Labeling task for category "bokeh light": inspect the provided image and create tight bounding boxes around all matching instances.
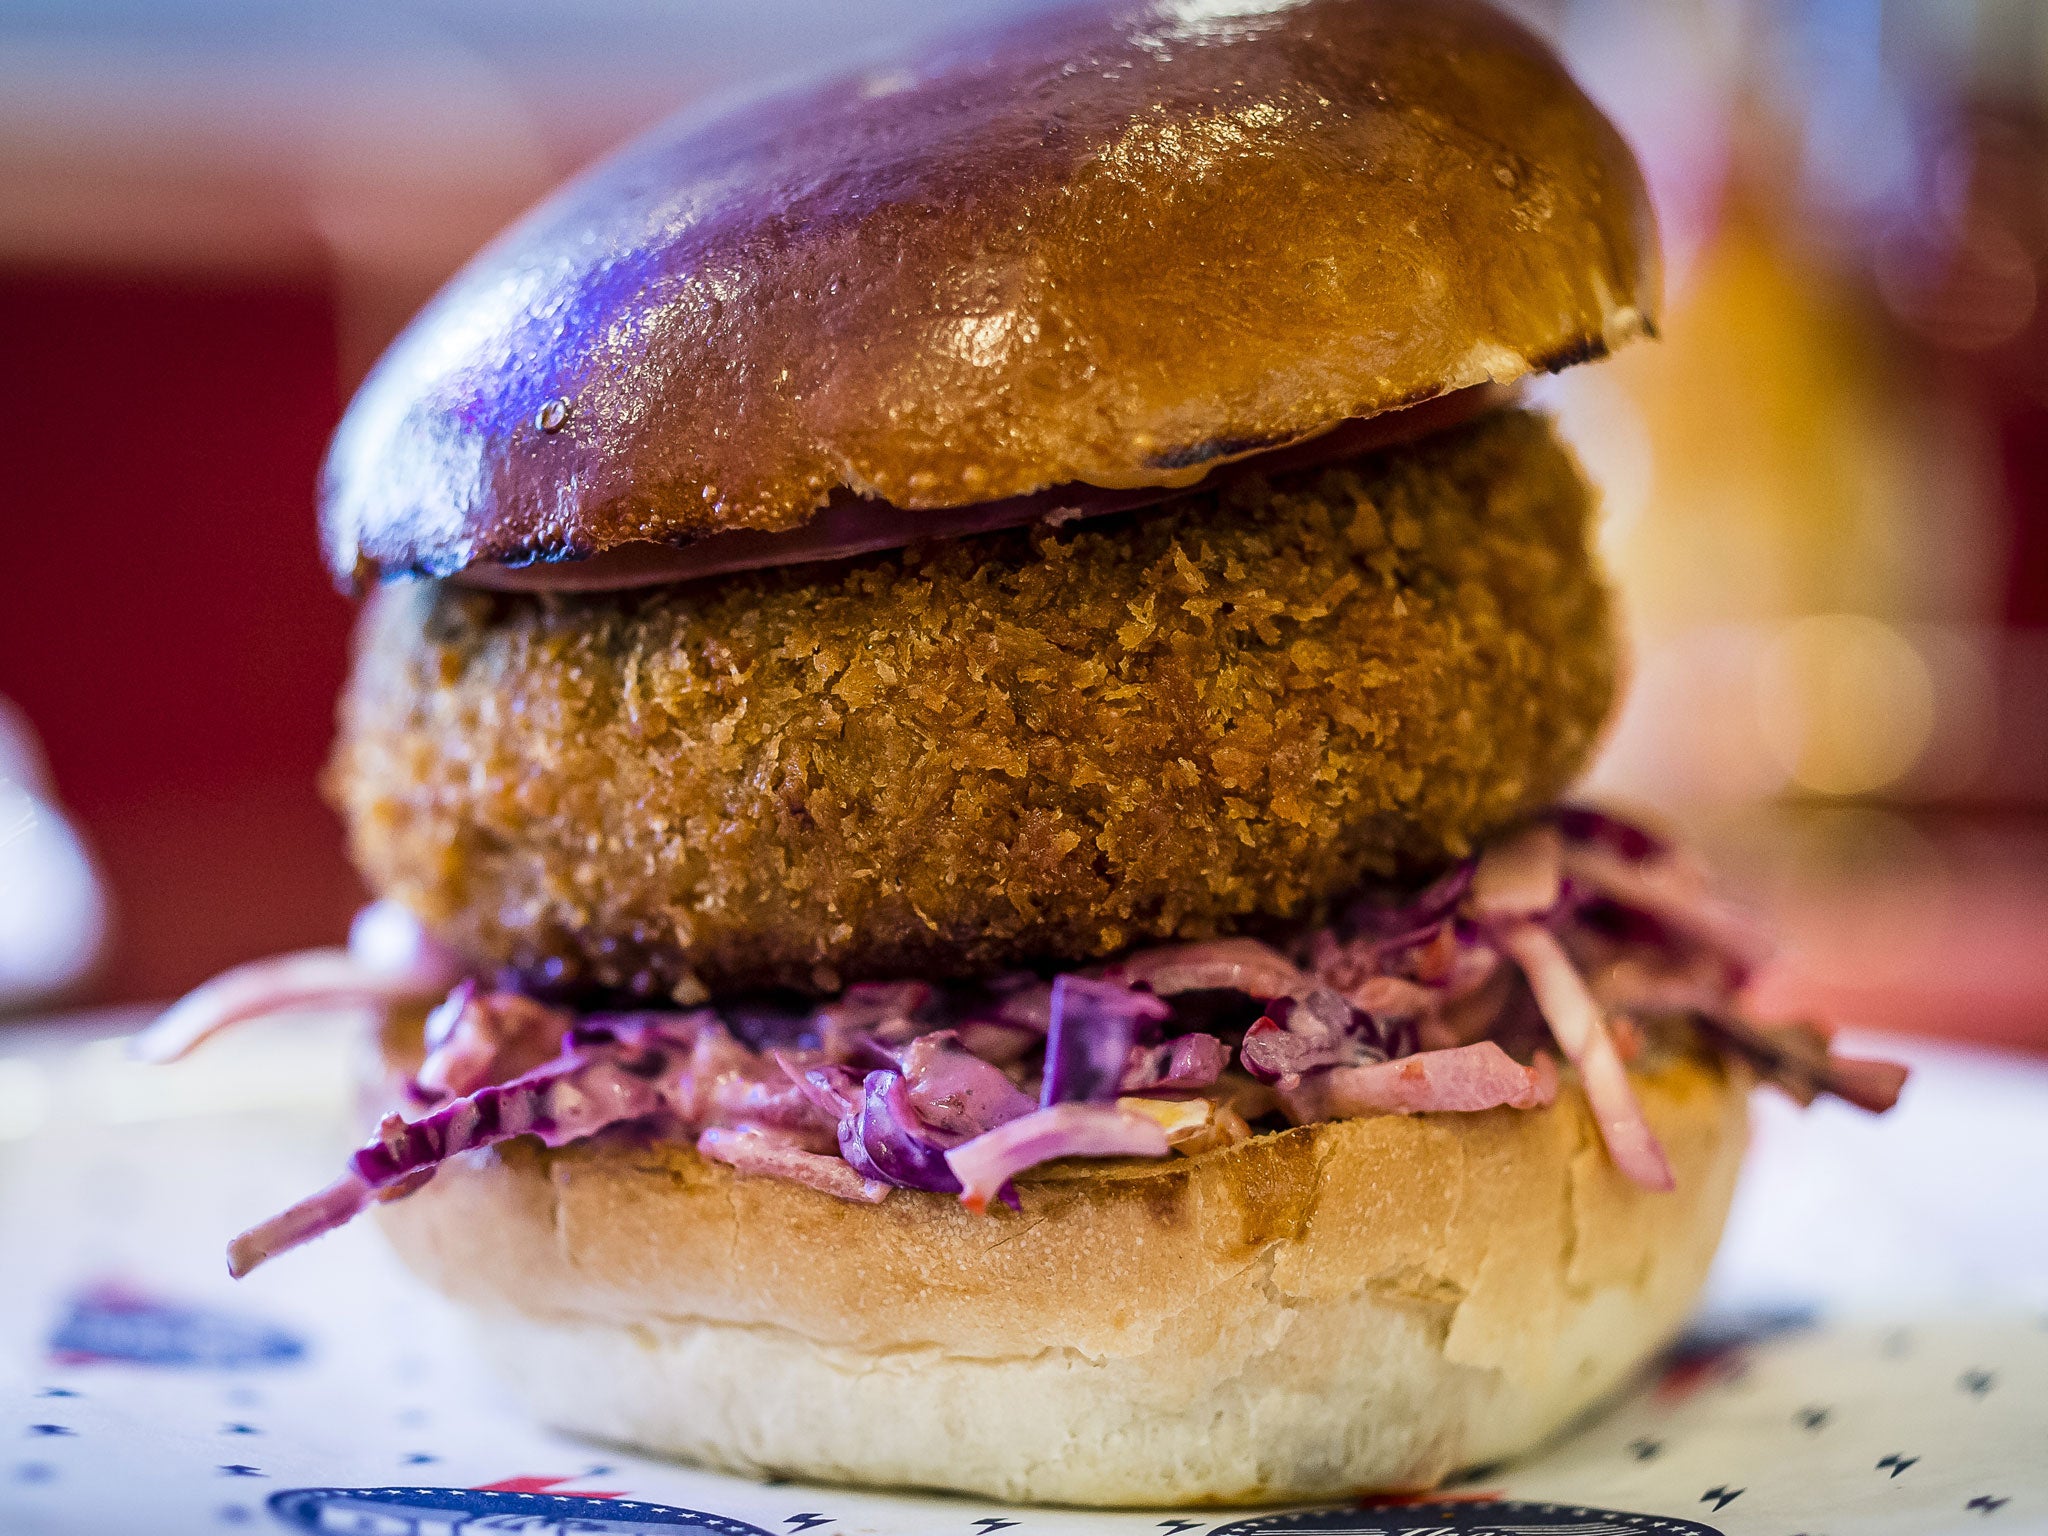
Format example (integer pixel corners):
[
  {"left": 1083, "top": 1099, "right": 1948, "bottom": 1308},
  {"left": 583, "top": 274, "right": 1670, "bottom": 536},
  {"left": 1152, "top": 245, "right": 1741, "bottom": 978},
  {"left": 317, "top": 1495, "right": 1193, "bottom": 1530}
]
[{"left": 1757, "top": 614, "right": 1938, "bottom": 797}]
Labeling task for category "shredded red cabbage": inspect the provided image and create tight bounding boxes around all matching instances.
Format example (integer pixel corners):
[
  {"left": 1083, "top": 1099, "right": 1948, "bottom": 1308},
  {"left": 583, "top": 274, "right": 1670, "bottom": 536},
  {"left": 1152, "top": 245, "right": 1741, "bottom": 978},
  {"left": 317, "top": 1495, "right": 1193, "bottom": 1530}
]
[
  {"left": 416, "top": 981, "right": 570, "bottom": 1099},
  {"left": 839, "top": 1070, "right": 967, "bottom": 1195},
  {"left": 1120, "top": 1032, "right": 1230, "bottom": 1095},
  {"left": 161, "top": 806, "right": 1909, "bottom": 1276},
  {"left": 945, "top": 1103, "right": 1171, "bottom": 1215},
  {"left": 1545, "top": 804, "right": 1669, "bottom": 863},
  {"left": 131, "top": 900, "right": 461, "bottom": 1067},
  {"left": 697, "top": 1126, "right": 889, "bottom": 1203},
  {"left": 1107, "top": 938, "right": 1409, "bottom": 1088},
  {"left": 900, "top": 1032, "right": 1036, "bottom": 1134},
  {"left": 1040, "top": 976, "right": 1170, "bottom": 1105},
  {"left": 1693, "top": 1013, "right": 1906, "bottom": 1114},
  {"left": 1336, "top": 858, "right": 1476, "bottom": 948},
  {"left": 1279, "top": 1042, "right": 1558, "bottom": 1120}
]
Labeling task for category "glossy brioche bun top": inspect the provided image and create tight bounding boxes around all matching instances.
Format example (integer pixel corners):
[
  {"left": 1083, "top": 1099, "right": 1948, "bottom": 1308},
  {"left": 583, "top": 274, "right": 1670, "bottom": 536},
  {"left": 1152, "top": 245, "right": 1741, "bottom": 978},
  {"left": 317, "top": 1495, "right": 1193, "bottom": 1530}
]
[{"left": 321, "top": 0, "right": 1658, "bottom": 589}]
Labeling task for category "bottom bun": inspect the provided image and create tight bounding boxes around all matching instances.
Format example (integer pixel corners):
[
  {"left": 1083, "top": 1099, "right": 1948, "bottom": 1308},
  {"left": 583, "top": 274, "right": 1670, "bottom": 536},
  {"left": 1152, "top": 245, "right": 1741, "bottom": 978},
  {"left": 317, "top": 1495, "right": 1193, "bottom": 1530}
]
[{"left": 377, "top": 1048, "right": 1746, "bottom": 1507}]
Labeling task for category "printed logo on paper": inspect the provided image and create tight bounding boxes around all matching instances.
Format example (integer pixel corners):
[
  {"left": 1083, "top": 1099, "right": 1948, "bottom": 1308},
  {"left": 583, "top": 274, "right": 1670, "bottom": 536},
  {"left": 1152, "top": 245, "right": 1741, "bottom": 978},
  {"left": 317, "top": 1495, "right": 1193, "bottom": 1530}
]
[
  {"left": 1208, "top": 1500, "right": 1725, "bottom": 1535},
  {"left": 267, "top": 1486, "right": 774, "bottom": 1535},
  {"left": 47, "top": 1284, "right": 305, "bottom": 1369}
]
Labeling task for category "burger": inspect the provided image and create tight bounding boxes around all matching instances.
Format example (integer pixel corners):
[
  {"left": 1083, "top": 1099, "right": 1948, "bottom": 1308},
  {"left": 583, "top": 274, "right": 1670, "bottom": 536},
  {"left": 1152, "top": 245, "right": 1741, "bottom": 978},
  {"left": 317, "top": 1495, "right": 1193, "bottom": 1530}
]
[{"left": 143, "top": 0, "right": 1906, "bottom": 1508}]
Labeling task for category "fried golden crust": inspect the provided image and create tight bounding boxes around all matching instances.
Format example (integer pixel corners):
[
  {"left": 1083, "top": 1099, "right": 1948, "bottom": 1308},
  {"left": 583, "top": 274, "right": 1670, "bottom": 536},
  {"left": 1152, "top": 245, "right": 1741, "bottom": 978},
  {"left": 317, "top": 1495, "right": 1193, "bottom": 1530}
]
[{"left": 331, "top": 411, "right": 1615, "bottom": 998}]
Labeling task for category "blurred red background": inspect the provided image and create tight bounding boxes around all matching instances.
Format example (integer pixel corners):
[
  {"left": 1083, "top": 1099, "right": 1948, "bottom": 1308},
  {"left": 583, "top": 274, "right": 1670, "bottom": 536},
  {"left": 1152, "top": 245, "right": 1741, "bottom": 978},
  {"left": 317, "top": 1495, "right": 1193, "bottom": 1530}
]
[{"left": 0, "top": 268, "right": 356, "bottom": 1001}]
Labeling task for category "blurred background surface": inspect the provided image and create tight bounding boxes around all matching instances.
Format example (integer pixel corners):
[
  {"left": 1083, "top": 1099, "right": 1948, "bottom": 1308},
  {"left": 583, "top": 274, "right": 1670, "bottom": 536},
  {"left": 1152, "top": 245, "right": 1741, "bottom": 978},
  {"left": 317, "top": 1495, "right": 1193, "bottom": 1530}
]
[{"left": 1, "top": 0, "right": 2043, "bottom": 1048}]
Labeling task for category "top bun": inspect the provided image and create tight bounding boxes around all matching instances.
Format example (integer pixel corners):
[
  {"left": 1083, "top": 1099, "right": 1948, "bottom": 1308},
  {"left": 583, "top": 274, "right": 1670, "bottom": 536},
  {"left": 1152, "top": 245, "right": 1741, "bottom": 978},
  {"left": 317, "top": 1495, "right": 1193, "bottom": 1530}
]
[{"left": 322, "top": 0, "right": 1658, "bottom": 588}]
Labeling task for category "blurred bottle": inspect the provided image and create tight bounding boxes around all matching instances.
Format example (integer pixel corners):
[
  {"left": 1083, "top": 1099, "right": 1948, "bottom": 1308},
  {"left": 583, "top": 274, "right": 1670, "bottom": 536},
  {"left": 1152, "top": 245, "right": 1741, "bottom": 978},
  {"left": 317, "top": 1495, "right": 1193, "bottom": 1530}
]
[{"left": 0, "top": 697, "right": 110, "bottom": 1016}]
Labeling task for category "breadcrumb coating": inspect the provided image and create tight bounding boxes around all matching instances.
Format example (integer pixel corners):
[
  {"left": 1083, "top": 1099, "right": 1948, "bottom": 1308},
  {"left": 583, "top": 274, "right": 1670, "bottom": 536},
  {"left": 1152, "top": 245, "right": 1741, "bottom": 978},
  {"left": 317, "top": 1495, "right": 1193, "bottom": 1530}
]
[{"left": 331, "top": 410, "right": 1616, "bottom": 999}]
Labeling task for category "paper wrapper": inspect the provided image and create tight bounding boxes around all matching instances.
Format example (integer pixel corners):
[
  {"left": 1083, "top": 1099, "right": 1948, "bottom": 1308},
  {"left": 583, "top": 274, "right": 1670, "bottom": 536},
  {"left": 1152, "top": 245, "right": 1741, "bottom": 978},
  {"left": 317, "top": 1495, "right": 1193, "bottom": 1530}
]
[{"left": 1, "top": 1010, "right": 2041, "bottom": 1535}]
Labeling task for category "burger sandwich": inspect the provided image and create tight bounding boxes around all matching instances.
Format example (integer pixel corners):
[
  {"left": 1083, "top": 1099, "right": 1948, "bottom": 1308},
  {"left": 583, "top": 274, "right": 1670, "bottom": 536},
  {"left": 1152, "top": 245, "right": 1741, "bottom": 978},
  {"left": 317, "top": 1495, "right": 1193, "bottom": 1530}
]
[{"left": 144, "top": 0, "right": 1906, "bottom": 1507}]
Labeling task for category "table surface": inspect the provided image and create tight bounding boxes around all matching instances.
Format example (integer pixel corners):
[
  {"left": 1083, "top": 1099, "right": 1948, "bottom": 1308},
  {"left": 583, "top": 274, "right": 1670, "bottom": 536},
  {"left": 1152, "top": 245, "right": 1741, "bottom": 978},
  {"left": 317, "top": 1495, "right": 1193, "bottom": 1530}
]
[{"left": 1, "top": 1009, "right": 2042, "bottom": 1536}]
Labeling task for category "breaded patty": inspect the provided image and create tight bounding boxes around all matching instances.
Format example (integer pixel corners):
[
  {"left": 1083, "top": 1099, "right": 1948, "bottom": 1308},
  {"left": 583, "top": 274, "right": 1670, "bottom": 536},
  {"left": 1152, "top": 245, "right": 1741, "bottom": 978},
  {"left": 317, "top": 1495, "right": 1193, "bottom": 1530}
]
[{"left": 332, "top": 411, "right": 1616, "bottom": 999}]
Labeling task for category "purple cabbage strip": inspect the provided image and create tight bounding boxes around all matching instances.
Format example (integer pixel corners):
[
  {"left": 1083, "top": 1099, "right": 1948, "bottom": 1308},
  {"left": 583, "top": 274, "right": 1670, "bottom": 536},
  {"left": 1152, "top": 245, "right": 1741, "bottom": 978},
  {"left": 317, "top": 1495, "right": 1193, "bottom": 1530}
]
[
  {"left": 576, "top": 1012, "right": 708, "bottom": 1055},
  {"left": 839, "top": 1067, "right": 1022, "bottom": 1206},
  {"left": 900, "top": 1031, "right": 1036, "bottom": 1137},
  {"left": 717, "top": 996, "right": 815, "bottom": 1053},
  {"left": 1101, "top": 937, "right": 1305, "bottom": 1000},
  {"left": 945, "top": 1103, "right": 1171, "bottom": 1214},
  {"left": 1120, "top": 1032, "right": 1229, "bottom": 1095},
  {"left": 834, "top": 1029, "right": 905, "bottom": 1074},
  {"left": 833, "top": 979, "right": 936, "bottom": 1025},
  {"left": 1547, "top": 804, "right": 1668, "bottom": 863},
  {"left": 1568, "top": 893, "right": 1682, "bottom": 951},
  {"left": 786, "top": 1059, "right": 863, "bottom": 1121},
  {"left": 1040, "top": 975, "right": 1171, "bottom": 1106},
  {"left": 226, "top": 1172, "right": 375, "bottom": 1279},
  {"left": 1238, "top": 990, "right": 1397, "bottom": 1085},
  {"left": 951, "top": 1019, "right": 1039, "bottom": 1066},
  {"left": 350, "top": 1044, "right": 665, "bottom": 1189},
  {"left": 1337, "top": 857, "right": 1475, "bottom": 947},
  {"left": 815, "top": 980, "right": 934, "bottom": 1054},
  {"left": 839, "top": 1070, "right": 963, "bottom": 1193}
]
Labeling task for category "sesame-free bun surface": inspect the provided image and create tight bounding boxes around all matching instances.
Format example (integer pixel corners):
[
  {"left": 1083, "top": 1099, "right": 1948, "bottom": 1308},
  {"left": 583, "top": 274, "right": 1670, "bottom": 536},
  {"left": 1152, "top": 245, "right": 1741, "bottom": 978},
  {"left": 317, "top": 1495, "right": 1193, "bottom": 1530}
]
[
  {"left": 376, "top": 1050, "right": 1745, "bottom": 1506},
  {"left": 322, "top": 0, "right": 1658, "bottom": 587}
]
